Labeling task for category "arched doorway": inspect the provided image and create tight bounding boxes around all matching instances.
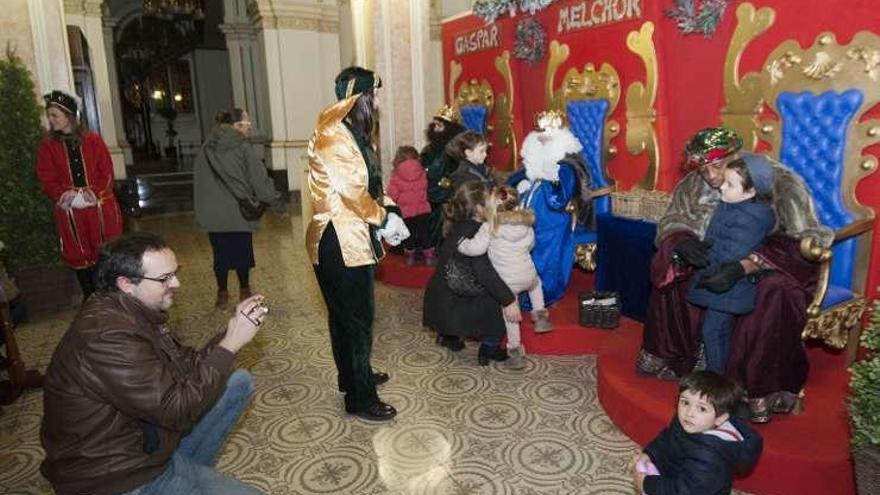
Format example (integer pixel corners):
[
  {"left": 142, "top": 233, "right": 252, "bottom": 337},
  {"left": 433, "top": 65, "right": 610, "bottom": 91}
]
[
  {"left": 110, "top": 1, "right": 232, "bottom": 212},
  {"left": 116, "top": 14, "right": 201, "bottom": 167}
]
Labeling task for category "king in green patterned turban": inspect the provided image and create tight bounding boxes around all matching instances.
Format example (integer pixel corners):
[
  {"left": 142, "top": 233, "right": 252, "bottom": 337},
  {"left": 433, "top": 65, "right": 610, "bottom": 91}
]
[{"left": 683, "top": 127, "right": 743, "bottom": 169}]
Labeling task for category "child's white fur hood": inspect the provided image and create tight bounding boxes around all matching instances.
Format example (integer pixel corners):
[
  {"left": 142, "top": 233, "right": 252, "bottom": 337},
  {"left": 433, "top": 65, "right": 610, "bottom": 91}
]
[{"left": 519, "top": 127, "right": 583, "bottom": 182}]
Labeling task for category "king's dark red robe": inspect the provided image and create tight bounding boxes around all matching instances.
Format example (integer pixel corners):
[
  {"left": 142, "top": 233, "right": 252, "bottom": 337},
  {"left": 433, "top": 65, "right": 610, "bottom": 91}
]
[
  {"left": 642, "top": 230, "right": 818, "bottom": 397},
  {"left": 36, "top": 132, "right": 123, "bottom": 269}
]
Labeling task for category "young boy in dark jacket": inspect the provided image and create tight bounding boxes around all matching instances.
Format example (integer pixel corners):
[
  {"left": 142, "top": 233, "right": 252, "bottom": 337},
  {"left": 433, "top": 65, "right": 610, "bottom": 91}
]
[
  {"left": 634, "top": 371, "right": 763, "bottom": 495},
  {"left": 686, "top": 156, "right": 776, "bottom": 374}
]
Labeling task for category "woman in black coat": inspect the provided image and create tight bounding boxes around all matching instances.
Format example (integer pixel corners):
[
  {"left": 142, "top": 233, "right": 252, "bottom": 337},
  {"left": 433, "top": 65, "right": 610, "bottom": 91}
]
[{"left": 422, "top": 181, "right": 520, "bottom": 365}]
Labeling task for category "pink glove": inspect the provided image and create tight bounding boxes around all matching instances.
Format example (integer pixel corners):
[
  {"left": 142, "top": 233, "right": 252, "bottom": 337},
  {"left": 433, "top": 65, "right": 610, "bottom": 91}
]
[{"left": 636, "top": 458, "right": 660, "bottom": 475}]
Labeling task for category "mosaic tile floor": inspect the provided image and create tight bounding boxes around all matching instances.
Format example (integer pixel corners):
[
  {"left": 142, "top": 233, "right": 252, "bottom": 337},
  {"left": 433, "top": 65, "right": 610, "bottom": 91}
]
[{"left": 0, "top": 212, "right": 750, "bottom": 494}]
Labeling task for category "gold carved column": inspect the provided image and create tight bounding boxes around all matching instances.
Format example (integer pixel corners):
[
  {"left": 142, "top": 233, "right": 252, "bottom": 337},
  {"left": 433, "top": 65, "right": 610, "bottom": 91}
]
[{"left": 625, "top": 22, "right": 659, "bottom": 190}]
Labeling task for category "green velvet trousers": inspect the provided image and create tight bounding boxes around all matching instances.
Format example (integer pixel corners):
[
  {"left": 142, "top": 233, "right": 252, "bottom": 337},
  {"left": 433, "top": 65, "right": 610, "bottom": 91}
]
[{"left": 313, "top": 223, "right": 379, "bottom": 412}]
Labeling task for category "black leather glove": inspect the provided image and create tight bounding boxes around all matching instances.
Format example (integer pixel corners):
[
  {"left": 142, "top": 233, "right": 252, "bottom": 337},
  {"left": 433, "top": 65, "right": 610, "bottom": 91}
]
[
  {"left": 672, "top": 238, "right": 712, "bottom": 268},
  {"left": 698, "top": 261, "right": 746, "bottom": 293}
]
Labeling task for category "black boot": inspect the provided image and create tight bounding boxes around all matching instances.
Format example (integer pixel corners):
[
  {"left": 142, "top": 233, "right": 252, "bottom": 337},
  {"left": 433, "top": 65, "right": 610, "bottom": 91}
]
[
  {"left": 435, "top": 334, "right": 465, "bottom": 352},
  {"left": 478, "top": 345, "right": 509, "bottom": 366},
  {"left": 345, "top": 400, "right": 397, "bottom": 421},
  {"left": 338, "top": 370, "right": 390, "bottom": 392}
]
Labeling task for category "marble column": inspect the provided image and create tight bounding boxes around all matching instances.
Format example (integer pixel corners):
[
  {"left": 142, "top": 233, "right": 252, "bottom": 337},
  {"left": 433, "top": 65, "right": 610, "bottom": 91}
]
[
  {"left": 249, "top": 0, "right": 341, "bottom": 195},
  {"left": 349, "top": 0, "right": 375, "bottom": 68},
  {"left": 6, "top": 0, "right": 75, "bottom": 96},
  {"left": 102, "top": 16, "right": 133, "bottom": 166},
  {"left": 426, "top": 1, "right": 445, "bottom": 112},
  {"left": 336, "top": 0, "right": 356, "bottom": 67},
  {"left": 366, "top": 0, "right": 435, "bottom": 175},
  {"left": 221, "top": 0, "right": 269, "bottom": 141},
  {"left": 63, "top": 0, "right": 126, "bottom": 178}
]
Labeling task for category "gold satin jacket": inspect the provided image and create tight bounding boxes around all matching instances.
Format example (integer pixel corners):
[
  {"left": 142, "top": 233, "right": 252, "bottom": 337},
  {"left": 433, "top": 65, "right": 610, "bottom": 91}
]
[{"left": 306, "top": 96, "right": 394, "bottom": 267}]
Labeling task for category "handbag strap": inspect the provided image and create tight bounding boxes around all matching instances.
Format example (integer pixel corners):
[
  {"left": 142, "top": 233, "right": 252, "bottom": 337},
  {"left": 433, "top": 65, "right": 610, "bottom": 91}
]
[{"left": 202, "top": 146, "right": 249, "bottom": 202}]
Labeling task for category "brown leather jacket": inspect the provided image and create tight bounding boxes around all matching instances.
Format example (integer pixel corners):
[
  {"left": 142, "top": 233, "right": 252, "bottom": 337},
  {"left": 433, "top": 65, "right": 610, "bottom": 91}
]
[{"left": 40, "top": 292, "right": 235, "bottom": 495}]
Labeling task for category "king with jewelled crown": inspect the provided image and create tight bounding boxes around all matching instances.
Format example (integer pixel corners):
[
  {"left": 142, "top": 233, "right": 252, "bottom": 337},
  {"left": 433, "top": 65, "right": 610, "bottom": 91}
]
[{"left": 508, "top": 110, "right": 591, "bottom": 309}]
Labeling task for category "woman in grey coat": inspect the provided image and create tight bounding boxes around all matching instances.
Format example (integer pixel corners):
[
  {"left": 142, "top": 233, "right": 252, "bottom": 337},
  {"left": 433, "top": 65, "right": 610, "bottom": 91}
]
[{"left": 194, "top": 109, "right": 278, "bottom": 307}]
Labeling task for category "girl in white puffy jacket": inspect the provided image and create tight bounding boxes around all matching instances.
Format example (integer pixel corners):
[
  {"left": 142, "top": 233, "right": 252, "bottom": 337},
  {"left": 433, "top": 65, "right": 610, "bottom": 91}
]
[{"left": 457, "top": 185, "right": 552, "bottom": 368}]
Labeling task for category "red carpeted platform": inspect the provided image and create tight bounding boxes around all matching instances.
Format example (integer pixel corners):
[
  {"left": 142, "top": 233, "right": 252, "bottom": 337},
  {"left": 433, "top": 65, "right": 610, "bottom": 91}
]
[
  {"left": 597, "top": 324, "right": 854, "bottom": 495},
  {"left": 517, "top": 269, "right": 642, "bottom": 355},
  {"left": 378, "top": 252, "right": 855, "bottom": 495},
  {"left": 375, "top": 251, "right": 434, "bottom": 288}
]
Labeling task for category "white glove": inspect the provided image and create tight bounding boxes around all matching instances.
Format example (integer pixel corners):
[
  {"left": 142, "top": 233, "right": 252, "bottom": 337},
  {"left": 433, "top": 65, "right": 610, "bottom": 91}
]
[
  {"left": 377, "top": 212, "right": 410, "bottom": 247},
  {"left": 516, "top": 179, "right": 532, "bottom": 195},
  {"left": 69, "top": 189, "right": 97, "bottom": 209}
]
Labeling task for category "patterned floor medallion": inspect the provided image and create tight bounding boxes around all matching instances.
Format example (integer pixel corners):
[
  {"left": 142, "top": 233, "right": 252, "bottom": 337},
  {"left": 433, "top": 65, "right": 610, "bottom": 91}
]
[
  {"left": 457, "top": 398, "right": 538, "bottom": 436},
  {"left": 290, "top": 446, "right": 378, "bottom": 494},
  {"left": 0, "top": 212, "right": 753, "bottom": 494}
]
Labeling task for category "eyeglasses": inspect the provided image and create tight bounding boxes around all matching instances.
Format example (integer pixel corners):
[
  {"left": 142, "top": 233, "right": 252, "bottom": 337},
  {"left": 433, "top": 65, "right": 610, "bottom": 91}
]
[{"left": 139, "top": 270, "right": 179, "bottom": 285}]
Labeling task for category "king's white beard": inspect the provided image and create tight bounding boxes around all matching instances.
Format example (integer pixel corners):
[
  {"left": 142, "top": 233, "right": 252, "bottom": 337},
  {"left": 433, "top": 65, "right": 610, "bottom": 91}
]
[{"left": 520, "top": 128, "right": 583, "bottom": 182}]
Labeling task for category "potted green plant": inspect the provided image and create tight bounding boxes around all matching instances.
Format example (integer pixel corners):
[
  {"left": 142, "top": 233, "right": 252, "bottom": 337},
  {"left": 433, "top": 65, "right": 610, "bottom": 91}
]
[
  {"left": 850, "top": 299, "right": 880, "bottom": 494},
  {"left": 0, "top": 47, "right": 77, "bottom": 314}
]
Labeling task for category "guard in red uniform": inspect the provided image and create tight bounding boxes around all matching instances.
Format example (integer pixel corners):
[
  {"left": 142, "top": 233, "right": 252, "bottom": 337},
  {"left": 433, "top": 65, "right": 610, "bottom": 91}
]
[{"left": 35, "top": 90, "right": 123, "bottom": 298}]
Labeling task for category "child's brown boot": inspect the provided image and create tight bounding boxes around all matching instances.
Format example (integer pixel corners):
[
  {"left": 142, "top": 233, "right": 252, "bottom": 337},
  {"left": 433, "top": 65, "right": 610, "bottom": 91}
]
[{"left": 532, "top": 309, "right": 553, "bottom": 333}]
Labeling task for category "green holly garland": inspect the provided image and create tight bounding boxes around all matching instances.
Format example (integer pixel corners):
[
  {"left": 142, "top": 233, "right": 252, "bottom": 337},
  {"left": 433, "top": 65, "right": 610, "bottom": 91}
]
[
  {"left": 514, "top": 17, "right": 547, "bottom": 64},
  {"left": 665, "top": 0, "right": 730, "bottom": 38},
  {"left": 519, "top": 0, "right": 555, "bottom": 15},
  {"left": 473, "top": 0, "right": 514, "bottom": 22},
  {"left": 473, "top": 0, "right": 557, "bottom": 24}
]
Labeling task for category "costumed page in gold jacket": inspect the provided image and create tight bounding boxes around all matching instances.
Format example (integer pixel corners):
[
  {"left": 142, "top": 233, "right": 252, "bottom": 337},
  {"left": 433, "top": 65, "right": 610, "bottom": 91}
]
[{"left": 305, "top": 95, "right": 395, "bottom": 267}]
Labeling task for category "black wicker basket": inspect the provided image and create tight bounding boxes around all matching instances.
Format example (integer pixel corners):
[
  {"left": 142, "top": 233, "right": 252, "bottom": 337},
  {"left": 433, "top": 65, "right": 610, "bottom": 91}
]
[{"left": 578, "top": 291, "right": 620, "bottom": 329}]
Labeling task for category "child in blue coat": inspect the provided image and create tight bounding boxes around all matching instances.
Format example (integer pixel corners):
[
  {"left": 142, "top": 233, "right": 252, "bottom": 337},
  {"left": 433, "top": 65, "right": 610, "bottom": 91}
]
[
  {"left": 635, "top": 371, "right": 763, "bottom": 495},
  {"left": 686, "top": 155, "right": 776, "bottom": 374}
]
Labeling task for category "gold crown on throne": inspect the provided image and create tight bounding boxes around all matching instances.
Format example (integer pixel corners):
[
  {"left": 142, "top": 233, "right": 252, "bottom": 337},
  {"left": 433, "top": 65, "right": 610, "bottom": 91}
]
[
  {"left": 434, "top": 104, "right": 461, "bottom": 123},
  {"left": 535, "top": 110, "right": 565, "bottom": 132}
]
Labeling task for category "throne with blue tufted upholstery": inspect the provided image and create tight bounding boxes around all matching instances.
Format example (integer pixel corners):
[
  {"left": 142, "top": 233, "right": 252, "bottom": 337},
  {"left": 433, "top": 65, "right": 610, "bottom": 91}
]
[
  {"left": 567, "top": 98, "right": 614, "bottom": 252},
  {"left": 460, "top": 105, "right": 489, "bottom": 134},
  {"left": 745, "top": 32, "right": 880, "bottom": 362},
  {"left": 455, "top": 79, "right": 494, "bottom": 135},
  {"left": 547, "top": 62, "right": 621, "bottom": 270}
]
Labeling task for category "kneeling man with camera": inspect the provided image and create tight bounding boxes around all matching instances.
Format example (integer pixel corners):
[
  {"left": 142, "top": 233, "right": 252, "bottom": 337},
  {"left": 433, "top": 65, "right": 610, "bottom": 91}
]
[{"left": 40, "top": 232, "right": 266, "bottom": 495}]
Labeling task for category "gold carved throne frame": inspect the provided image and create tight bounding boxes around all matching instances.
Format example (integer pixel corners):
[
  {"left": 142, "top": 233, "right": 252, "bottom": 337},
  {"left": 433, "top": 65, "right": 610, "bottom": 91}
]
[{"left": 722, "top": 3, "right": 880, "bottom": 363}]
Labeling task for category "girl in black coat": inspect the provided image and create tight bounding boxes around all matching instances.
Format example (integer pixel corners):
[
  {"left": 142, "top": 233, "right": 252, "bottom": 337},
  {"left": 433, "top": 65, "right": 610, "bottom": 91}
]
[{"left": 422, "top": 181, "right": 521, "bottom": 365}]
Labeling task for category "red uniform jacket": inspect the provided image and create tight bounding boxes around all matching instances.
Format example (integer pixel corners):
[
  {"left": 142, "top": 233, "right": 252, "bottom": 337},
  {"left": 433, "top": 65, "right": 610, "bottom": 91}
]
[{"left": 36, "top": 132, "right": 123, "bottom": 268}]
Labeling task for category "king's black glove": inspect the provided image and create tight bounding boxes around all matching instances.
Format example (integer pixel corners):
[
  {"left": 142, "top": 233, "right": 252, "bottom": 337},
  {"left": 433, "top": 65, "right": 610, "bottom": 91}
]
[
  {"left": 698, "top": 261, "right": 746, "bottom": 293},
  {"left": 672, "top": 238, "right": 713, "bottom": 268}
]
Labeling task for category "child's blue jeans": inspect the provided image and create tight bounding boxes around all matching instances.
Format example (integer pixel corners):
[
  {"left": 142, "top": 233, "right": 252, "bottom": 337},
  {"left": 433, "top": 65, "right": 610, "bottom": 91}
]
[{"left": 702, "top": 310, "right": 735, "bottom": 374}]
